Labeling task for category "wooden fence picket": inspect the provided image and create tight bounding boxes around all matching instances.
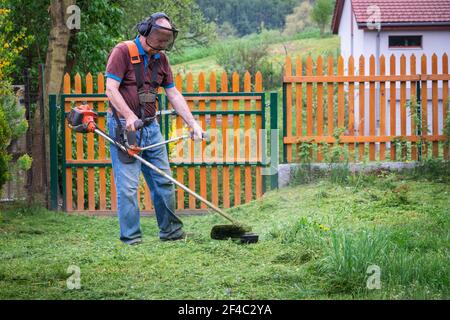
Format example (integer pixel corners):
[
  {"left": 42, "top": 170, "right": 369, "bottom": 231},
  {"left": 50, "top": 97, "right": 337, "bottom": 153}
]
[
  {"left": 63, "top": 74, "right": 73, "bottom": 211},
  {"left": 209, "top": 72, "right": 219, "bottom": 206},
  {"left": 285, "top": 57, "right": 293, "bottom": 162},
  {"left": 379, "top": 55, "right": 386, "bottom": 160},
  {"left": 369, "top": 55, "right": 376, "bottom": 161},
  {"left": 358, "top": 55, "right": 365, "bottom": 161},
  {"left": 295, "top": 57, "right": 303, "bottom": 162},
  {"left": 390, "top": 55, "right": 397, "bottom": 161},
  {"left": 86, "top": 73, "right": 95, "bottom": 211},
  {"left": 348, "top": 56, "right": 355, "bottom": 161},
  {"left": 244, "top": 71, "right": 252, "bottom": 203},
  {"left": 221, "top": 72, "right": 230, "bottom": 208},
  {"left": 316, "top": 56, "right": 324, "bottom": 161},
  {"left": 281, "top": 53, "right": 449, "bottom": 164},
  {"left": 400, "top": 55, "right": 407, "bottom": 160},
  {"left": 421, "top": 54, "right": 428, "bottom": 157},
  {"left": 410, "top": 55, "right": 417, "bottom": 161},
  {"left": 232, "top": 72, "right": 241, "bottom": 206},
  {"left": 74, "top": 74, "right": 84, "bottom": 210},
  {"left": 198, "top": 72, "right": 207, "bottom": 209},
  {"left": 327, "top": 56, "right": 334, "bottom": 160},
  {"left": 97, "top": 74, "right": 107, "bottom": 210}
]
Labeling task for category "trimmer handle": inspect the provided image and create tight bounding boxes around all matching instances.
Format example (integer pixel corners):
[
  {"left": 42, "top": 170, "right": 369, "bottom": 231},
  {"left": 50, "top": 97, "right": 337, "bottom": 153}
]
[{"left": 190, "top": 131, "right": 209, "bottom": 141}]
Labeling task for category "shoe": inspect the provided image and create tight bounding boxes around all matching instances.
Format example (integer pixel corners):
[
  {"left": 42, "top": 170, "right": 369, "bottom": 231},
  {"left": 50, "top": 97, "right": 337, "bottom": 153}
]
[
  {"left": 125, "top": 238, "right": 142, "bottom": 246},
  {"left": 160, "top": 231, "right": 191, "bottom": 242}
]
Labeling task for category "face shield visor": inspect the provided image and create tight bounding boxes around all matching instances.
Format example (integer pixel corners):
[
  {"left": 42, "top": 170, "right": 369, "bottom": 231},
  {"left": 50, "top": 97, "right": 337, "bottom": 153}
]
[{"left": 145, "top": 24, "right": 178, "bottom": 52}]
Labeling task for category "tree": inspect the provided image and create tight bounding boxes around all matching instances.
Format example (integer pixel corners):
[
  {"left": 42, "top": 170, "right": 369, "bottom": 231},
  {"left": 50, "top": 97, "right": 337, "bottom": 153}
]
[
  {"left": 216, "top": 21, "right": 237, "bottom": 40},
  {"left": 311, "top": 0, "right": 334, "bottom": 35},
  {"left": 3, "top": 0, "right": 128, "bottom": 205},
  {"left": 45, "top": 0, "right": 74, "bottom": 106},
  {"left": 283, "top": 1, "right": 314, "bottom": 36},
  {"left": 2, "top": 0, "right": 214, "bottom": 205},
  {"left": 196, "top": 0, "right": 298, "bottom": 36},
  {"left": 121, "top": 0, "right": 216, "bottom": 51},
  {"left": 66, "top": 0, "right": 126, "bottom": 75}
]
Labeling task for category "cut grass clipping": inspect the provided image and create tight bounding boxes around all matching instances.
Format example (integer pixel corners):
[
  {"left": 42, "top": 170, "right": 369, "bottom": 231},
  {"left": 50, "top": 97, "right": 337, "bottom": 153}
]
[{"left": 0, "top": 168, "right": 448, "bottom": 299}]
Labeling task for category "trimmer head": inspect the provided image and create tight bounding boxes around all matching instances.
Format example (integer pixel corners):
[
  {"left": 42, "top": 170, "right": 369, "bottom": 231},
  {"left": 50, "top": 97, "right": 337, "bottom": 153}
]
[
  {"left": 239, "top": 232, "right": 259, "bottom": 244},
  {"left": 210, "top": 225, "right": 259, "bottom": 244}
]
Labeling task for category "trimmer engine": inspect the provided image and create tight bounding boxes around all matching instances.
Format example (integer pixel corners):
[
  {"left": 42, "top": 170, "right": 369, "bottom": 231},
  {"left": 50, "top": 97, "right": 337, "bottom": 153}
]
[{"left": 67, "top": 104, "right": 98, "bottom": 133}]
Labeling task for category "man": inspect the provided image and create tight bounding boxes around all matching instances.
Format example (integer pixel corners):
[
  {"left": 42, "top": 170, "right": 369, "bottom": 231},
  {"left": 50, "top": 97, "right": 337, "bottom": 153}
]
[{"left": 105, "top": 12, "right": 205, "bottom": 244}]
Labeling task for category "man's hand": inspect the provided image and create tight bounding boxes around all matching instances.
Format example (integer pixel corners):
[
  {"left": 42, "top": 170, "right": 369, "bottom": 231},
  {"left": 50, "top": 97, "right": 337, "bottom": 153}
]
[
  {"left": 125, "top": 113, "right": 140, "bottom": 132},
  {"left": 190, "top": 122, "right": 206, "bottom": 141},
  {"left": 165, "top": 86, "right": 206, "bottom": 141}
]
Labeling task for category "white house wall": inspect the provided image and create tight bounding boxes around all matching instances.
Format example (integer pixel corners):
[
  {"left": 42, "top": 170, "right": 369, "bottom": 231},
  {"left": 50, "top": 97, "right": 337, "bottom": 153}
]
[{"left": 338, "top": 6, "right": 449, "bottom": 138}]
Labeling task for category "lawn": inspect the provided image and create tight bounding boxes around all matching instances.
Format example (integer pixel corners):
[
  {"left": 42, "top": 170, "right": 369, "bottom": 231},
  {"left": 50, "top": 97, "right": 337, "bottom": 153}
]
[{"left": 0, "top": 166, "right": 448, "bottom": 299}]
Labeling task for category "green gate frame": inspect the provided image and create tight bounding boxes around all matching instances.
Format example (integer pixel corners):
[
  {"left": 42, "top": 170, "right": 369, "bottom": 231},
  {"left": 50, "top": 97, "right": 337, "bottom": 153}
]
[{"left": 49, "top": 92, "right": 279, "bottom": 211}]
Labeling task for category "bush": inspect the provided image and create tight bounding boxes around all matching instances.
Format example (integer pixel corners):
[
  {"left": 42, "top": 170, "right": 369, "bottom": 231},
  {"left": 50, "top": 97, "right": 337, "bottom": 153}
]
[
  {"left": 0, "top": 105, "right": 12, "bottom": 189},
  {"left": 0, "top": 8, "right": 32, "bottom": 192},
  {"left": 214, "top": 35, "right": 282, "bottom": 90}
]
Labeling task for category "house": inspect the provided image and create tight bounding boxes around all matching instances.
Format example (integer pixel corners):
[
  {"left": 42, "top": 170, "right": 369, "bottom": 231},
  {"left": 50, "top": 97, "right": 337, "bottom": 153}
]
[
  {"left": 332, "top": 0, "right": 450, "bottom": 66},
  {"left": 331, "top": 0, "right": 449, "bottom": 136}
]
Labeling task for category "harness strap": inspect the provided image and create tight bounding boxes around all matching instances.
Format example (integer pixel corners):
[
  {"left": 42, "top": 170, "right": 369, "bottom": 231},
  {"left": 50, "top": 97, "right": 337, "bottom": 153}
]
[
  {"left": 123, "top": 40, "right": 161, "bottom": 122},
  {"left": 109, "top": 39, "right": 162, "bottom": 156}
]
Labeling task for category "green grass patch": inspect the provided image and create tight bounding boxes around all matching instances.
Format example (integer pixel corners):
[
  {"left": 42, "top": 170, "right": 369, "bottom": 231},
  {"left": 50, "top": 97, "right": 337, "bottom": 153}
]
[{"left": 0, "top": 170, "right": 448, "bottom": 299}]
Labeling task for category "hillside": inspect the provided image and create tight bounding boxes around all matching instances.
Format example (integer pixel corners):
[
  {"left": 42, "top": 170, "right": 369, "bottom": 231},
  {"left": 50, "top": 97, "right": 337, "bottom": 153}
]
[{"left": 171, "top": 36, "right": 340, "bottom": 78}]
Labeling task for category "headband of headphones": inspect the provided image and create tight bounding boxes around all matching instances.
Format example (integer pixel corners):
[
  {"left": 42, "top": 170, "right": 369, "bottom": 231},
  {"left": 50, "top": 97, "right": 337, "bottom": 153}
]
[{"left": 137, "top": 12, "right": 176, "bottom": 37}]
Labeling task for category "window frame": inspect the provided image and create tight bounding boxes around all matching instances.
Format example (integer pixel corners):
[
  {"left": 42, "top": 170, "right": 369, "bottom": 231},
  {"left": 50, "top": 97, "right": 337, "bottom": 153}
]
[{"left": 388, "top": 35, "right": 423, "bottom": 49}]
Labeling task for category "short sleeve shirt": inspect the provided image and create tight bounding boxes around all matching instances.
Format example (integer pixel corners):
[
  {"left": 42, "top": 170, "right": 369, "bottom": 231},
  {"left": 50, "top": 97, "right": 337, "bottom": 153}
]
[{"left": 105, "top": 36, "right": 174, "bottom": 118}]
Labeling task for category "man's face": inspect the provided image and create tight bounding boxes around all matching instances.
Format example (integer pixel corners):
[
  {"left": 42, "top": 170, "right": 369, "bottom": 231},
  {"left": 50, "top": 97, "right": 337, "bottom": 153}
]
[
  {"left": 144, "top": 18, "right": 177, "bottom": 53},
  {"left": 145, "top": 26, "right": 174, "bottom": 52}
]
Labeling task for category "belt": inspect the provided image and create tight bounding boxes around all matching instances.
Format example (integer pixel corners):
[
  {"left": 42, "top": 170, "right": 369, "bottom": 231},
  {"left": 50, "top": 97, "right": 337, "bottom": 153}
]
[{"left": 107, "top": 112, "right": 158, "bottom": 126}]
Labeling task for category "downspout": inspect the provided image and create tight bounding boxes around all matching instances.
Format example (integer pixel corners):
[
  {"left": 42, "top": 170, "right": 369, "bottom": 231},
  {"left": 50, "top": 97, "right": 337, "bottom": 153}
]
[
  {"left": 376, "top": 29, "right": 381, "bottom": 132},
  {"left": 350, "top": 1, "right": 354, "bottom": 57}
]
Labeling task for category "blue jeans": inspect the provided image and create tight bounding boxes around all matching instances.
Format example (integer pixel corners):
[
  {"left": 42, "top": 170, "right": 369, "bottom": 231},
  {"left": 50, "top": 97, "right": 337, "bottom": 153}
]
[{"left": 107, "top": 112, "right": 183, "bottom": 243}]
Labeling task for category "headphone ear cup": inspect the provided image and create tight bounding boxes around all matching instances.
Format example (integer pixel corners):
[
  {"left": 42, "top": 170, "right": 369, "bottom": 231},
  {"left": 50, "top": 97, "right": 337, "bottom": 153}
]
[
  {"left": 137, "top": 18, "right": 152, "bottom": 36},
  {"left": 137, "top": 22, "right": 145, "bottom": 36}
]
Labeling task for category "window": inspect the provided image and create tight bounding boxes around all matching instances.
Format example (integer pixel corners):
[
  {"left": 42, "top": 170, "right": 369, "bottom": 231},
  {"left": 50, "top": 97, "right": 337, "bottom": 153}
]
[{"left": 388, "top": 35, "right": 422, "bottom": 48}]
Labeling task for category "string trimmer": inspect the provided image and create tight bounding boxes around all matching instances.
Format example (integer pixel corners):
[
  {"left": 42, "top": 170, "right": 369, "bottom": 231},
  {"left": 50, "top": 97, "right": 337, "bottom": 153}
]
[{"left": 67, "top": 104, "right": 259, "bottom": 244}]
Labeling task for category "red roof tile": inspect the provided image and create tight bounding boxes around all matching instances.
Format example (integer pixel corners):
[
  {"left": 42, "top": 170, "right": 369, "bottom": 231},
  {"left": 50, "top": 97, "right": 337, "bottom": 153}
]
[
  {"left": 332, "top": 0, "right": 450, "bottom": 33},
  {"left": 352, "top": 0, "right": 450, "bottom": 23}
]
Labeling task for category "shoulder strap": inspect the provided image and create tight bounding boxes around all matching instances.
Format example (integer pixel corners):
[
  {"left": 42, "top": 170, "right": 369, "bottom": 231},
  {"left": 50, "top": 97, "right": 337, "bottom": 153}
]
[
  {"left": 124, "top": 40, "right": 144, "bottom": 94},
  {"left": 123, "top": 40, "right": 161, "bottom": 121},
  {"left": 124, "top": 40, "right": 141, "bottom": 65}
]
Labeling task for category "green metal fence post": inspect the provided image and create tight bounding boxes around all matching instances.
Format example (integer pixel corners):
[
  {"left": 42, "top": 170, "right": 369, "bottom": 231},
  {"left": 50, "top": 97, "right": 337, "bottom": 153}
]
[
  {"left": 61, "top": 95, "right": 67, "bottom": 211},
  {"left": 270, "top": 92, "right": 279, "bottom": 190},
  {"left": 49, "top": 94, "right": 58, "bottom": 211},
  {"left": 261, "top": 94, "right": 267, "bottom": 194}
]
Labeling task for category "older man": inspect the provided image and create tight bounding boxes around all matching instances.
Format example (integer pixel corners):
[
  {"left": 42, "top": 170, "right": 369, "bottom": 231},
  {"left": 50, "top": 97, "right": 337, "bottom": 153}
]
[{"left": 105, "top": 12, "right": 204, "bottom": 244}]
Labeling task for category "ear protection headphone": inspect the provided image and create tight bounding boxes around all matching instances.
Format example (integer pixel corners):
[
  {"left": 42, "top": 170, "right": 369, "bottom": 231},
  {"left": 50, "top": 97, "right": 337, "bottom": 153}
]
[{"left": 137, "top": 12, "right": 175, "bottom": 37}]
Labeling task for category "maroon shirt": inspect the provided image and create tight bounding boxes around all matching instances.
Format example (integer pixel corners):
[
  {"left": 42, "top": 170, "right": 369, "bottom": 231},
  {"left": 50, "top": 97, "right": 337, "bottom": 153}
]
[{"left": 105, "top": 38, "right": 174, "bottom": 118}]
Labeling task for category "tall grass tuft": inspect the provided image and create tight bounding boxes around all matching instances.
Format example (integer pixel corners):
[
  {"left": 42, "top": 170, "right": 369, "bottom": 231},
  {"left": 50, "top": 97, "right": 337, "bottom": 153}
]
[{"left": 318, "top": 229, "right": 390, "bottom": 294}]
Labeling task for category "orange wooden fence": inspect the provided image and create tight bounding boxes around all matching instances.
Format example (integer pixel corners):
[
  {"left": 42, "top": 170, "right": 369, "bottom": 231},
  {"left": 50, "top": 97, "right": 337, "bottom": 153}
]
[
  {"left": 283, "top": 53, "right": 449, "bottom": 163},
  {"left": 60, "top": 71, "right": 266, "bottom": 214}
]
